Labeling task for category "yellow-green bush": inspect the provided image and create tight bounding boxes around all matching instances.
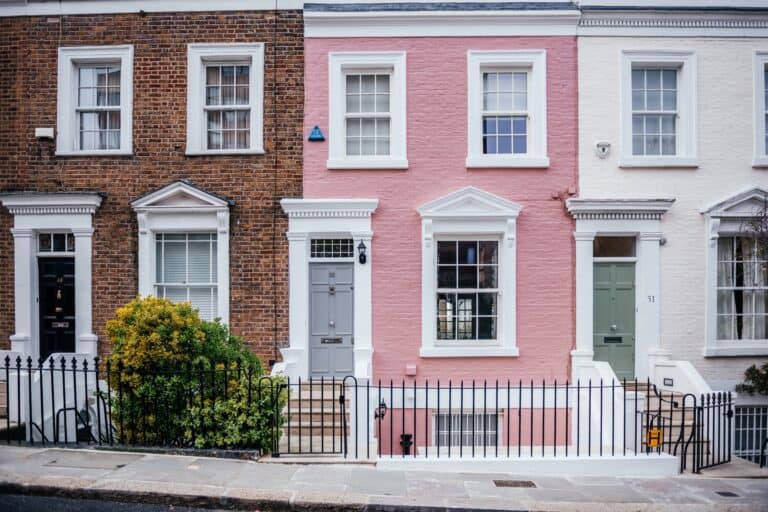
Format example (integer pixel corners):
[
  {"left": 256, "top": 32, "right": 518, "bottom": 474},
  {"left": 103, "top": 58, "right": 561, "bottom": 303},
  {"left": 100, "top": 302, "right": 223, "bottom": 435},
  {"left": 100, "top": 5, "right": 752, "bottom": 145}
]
[{"left": 105, "top": 297, "right": 278, "bottom": 451}]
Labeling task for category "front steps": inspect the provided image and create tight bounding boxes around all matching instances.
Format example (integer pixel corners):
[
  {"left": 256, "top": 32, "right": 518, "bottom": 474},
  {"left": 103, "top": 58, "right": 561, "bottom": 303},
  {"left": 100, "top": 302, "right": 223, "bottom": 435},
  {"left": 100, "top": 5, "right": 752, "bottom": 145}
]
[
  {"left": 624, "top": 381, "right": 709, "bottom": 466},
  {"left": 278, "top": 381, "right": 350, "bottom": 456}
]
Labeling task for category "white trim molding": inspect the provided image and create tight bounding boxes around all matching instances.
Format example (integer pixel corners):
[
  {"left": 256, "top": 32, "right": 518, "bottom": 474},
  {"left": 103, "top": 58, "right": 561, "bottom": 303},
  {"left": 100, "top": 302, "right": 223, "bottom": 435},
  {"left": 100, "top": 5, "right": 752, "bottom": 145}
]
[
  {"left": 305, "top": 9, "right": 581, "bottom": 38},
  {"left": 701, "top": 186, "right": 768, "bottom": 357},
  {"left": 131, "top": 181, "right": 231, "bottom": 325},
  {"left": 0, "top": 192, "right": 103, "bottom": 360},
  {"left": 754, "top": 52, "right": 768, "bottom": 168},
  {"left": 418, "top": 187, "right": 522, "bottom": 358},
  {"left": 186, "top": 43, "right": 265, "bottom": 156},
  {"left": 466, "top": 50, "right": 548, "bottom": 169},
  {"left": 327, "top": 52, "right": 408, "bottom": 170},
  {"left": 619, "top": 50, "right": 697, "bottom": 169},
  {"left": 566, "top": 197, "right": 675, "bottom": 380},
  {"left": 279, "top": 198, "right": 379, "bottom": 380},
  {"left": 56, "top": 45, "right": 134, "bottom": 156}
]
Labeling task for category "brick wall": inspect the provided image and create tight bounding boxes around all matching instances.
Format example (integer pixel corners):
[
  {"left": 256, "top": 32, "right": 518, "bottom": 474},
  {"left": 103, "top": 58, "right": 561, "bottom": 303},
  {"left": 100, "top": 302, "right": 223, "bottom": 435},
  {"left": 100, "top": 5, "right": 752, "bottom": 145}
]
[{"left": 0, "top": 11, "right": 304, "bottom": 364}]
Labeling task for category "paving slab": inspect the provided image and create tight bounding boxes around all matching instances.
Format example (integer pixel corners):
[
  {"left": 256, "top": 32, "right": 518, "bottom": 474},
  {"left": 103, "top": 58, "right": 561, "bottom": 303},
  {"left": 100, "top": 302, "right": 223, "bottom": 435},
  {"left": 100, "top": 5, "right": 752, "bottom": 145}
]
[{"left": 348, "top": 466, "right": 407, "bottom": 496}]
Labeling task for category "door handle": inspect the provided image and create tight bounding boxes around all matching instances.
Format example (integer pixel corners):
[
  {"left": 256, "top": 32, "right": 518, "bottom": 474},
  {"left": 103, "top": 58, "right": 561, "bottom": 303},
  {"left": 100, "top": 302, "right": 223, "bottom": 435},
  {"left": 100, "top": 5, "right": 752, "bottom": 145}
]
[
  {"left": 610, "top": 324, "right": 617, "bottom": 332},
  {"left": 328, "top": 285, "right": 336, "bottom": 295}
]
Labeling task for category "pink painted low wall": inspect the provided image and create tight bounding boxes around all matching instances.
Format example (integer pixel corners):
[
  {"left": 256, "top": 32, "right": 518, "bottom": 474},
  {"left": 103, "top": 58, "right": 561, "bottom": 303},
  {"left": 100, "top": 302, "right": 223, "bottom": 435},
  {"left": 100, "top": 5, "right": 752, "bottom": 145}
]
[{"left": 304, "top": 36, "right": 577, "bottom": 382}]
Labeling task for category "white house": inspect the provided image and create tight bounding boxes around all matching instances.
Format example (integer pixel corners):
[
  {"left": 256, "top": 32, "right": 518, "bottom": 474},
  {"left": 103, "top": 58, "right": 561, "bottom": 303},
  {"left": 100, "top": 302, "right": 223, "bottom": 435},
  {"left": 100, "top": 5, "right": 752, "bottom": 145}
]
[{"left": 574, "top": 0, "right": 768, "bottom": 463}]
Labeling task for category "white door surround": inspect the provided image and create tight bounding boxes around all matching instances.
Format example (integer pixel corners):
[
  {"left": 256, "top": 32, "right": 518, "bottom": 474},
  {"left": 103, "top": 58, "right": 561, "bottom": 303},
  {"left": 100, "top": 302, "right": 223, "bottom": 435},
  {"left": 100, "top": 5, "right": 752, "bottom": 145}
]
[
  {"left": 0, "top": 192, "right": 103, "bottom": 360},
  {"left": 566, "top": 198, "right": 675, "bottom": 380},
  {"left": 279, "top": 198, "right": 378, "bottom": 381}
]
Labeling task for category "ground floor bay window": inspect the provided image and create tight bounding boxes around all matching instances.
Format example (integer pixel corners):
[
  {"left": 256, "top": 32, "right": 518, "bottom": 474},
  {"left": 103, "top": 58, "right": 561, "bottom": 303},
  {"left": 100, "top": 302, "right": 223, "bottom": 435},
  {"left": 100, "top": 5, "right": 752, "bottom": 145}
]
[
  {"left": 418, "top": 187, "right": 521, "bottom": 358},
  {"left": 154, "top": 232, "right": 218, "bottom": 320},
  {"left": 704, "top": 187, "right": 768, "bottom": 356},
  {"left": 131, "top": 181, "right": 231, "bottom": 324}
]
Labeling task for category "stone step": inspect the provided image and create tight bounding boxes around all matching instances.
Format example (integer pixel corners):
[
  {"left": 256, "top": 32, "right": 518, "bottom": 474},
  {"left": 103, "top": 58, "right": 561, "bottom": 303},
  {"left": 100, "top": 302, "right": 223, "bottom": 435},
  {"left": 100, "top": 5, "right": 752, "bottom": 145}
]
[
  {"left": 284, "top": 423, "right": 347, "bottom": 436},
  {"left": 286, "top": 410, "right": 349, "bottom": 423},
  {"left": 278, "top": 436, "right": 347, "bottom": 454}
]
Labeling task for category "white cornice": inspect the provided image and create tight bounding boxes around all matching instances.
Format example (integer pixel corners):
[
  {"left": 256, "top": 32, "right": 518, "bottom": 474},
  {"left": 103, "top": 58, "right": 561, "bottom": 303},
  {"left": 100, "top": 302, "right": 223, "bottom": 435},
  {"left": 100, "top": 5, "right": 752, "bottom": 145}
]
[
  {"left": 566, "top": 198, "right": 675, "bottom": 220},
  {"left": 0, "top": 192, "right": 103, "bottom": 216},
  {"left": 280, "top": 198, "right": 379, "bottom": 218},
  {"left": 579, "top": 11, "right": 768, "bottom": 37},
  {"left": 700, "top": 186, "right": 768, "bottom": 218},
  {"left": 305, "top": 10, "right": 580, "bottom": 38},
  {"left": 418, "top": 186, "right": 522, "bottom": 220},
  {"left": 131, "top": 181, "right": 230, "bottom": 213},
  {"left": 0, "top": 0, "right": 302, "bottom": 17}
]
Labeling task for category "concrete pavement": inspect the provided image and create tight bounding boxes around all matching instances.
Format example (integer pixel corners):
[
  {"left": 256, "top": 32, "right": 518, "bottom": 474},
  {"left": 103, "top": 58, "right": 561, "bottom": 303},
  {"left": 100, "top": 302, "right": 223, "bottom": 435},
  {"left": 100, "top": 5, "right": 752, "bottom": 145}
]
[{"left": 0, "top": 446, "right": 766, "bottom": 511}]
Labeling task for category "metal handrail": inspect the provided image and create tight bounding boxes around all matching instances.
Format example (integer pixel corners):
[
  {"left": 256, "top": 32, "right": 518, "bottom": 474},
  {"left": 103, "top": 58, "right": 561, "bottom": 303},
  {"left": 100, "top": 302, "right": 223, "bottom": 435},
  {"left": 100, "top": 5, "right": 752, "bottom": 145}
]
[{"left": 761, "top": 436, "right": 768, "bottom": 468}]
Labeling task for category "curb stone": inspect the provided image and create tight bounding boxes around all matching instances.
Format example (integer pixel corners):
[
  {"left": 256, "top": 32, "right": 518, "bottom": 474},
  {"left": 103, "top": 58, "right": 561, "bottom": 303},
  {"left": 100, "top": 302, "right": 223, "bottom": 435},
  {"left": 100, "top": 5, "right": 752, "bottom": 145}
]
[{"left": 0, "top": 482, "right": 529, "bottom": 512}]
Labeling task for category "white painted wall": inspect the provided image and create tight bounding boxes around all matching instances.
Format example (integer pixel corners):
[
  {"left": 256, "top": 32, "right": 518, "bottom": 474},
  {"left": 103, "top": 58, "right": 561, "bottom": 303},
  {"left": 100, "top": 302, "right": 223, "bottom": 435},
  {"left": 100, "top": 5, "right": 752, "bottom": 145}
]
[{"left": 578, "top": 37, "right": 768, "bottom": 396}]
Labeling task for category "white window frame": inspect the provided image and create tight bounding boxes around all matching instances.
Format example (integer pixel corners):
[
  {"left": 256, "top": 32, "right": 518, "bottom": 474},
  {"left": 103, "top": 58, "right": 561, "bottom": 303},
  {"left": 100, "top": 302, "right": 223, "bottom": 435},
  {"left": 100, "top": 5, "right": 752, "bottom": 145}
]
[
  {"left": 328, "top": 52, "right": 407, "bottom": 170},
  {"left": 753, "top": 52, "right": 768, "bottom": 168},
  {"left": 466, "top": 50, "right": 548, "bottom": 169},
  {"left": 620, "top": 50, "right": 697, "bottom": 168},
  {"left": 132, "top": 182, "right": 231, "bottom": 325},
  {"left": 703, "top": 187, "right": 768, "bottom": 357},
  {"left": 56, "top": 45, "right": 134, "bottom": 156},
  {"left": 186, "top": 43, "right": 264, "bottom": 156},
  {"left": 419, "top": 187, "right": 521, "bottom": 358}
]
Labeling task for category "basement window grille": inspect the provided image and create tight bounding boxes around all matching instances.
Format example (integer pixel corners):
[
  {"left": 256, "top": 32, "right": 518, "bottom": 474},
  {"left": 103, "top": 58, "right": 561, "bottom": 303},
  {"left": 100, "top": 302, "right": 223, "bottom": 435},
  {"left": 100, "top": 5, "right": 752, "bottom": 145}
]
[
  {"left": 435, "top": 412, "right": 498, "bottom": 447},
  {"left": 734, "top": 405, "right": 768, "bottom": 464}
]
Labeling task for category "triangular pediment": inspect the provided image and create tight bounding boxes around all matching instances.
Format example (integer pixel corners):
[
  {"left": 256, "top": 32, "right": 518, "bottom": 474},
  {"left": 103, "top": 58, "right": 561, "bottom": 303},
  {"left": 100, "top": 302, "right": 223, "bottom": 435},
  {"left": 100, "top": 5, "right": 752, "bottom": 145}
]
[
  {"left": 701, "top": 187, "right": 768, "bottom": 218},
  {"left": 131, "top": 180, "right": 231, "bottom": 211},
  {"left": 418, "top": 186, "right": 522, "bottom": 219}
]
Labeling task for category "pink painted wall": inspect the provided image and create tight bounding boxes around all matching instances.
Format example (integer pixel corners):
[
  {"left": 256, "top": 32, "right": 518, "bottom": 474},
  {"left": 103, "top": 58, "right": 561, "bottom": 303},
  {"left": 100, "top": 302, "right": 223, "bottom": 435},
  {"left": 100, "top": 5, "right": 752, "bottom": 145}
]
[{"left": 304, "top": 37, "right": 577, "bottom": 382}]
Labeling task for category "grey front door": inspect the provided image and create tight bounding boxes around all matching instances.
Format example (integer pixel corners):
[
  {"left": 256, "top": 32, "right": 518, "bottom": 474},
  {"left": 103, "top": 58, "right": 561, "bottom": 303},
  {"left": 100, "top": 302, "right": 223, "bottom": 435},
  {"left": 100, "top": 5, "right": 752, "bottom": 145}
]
[
  {"left": 593, "top": 262, "right": 636, "bottom": 380},
  {"left": 309, "top": 263, "right": 354, "bottom": 378}
]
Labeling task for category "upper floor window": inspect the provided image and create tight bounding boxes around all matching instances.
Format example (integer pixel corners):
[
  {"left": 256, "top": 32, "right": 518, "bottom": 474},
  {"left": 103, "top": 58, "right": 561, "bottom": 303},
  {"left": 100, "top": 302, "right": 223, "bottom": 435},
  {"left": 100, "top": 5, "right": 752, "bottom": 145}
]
[
  {"left": 482, "top": 71, "right": 528, "bottom": 155},
  {"left": 186, "top": 44, "right": 264, "bottom": 155},
  {"left": 328, "top": 52, "right": 407, "bottom": 169},
  {"left": 467, "top": 51, "right": 548, "bottom": 168},
  {"left": 754, "top": 52, "right": 768, "bottom": 167},
  {"left": 56, "top": 46, "right": 133, "bottom": 156},
  {"left": 345, "top": 73, "right": 391, "bottom": 157},
  {"left": 620, "top": 51, "right": 696, "bottom": 168},
  {"left": 631, "top": 68, "right": 677, "bottom": 157}
]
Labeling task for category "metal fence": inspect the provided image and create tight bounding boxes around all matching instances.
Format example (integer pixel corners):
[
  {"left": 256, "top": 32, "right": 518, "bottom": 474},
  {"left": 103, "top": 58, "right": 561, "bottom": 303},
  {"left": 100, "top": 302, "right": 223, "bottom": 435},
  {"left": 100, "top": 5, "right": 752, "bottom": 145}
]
[
  {"left": 0, "top": 357, "right": 734, "bottom": 473},
  {"left": 734, "top": 405, "right": 768, "bottom": 465}
]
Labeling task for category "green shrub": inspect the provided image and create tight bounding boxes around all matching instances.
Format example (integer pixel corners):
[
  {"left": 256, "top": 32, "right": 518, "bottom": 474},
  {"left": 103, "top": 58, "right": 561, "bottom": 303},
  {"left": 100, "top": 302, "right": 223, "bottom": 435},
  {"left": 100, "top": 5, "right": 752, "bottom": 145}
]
[
  {"left": 106, "top": 297, "right": 279, "bottom": 451},
  {"left": 735, "top": 362, "right": 768, "bottom": 396}
]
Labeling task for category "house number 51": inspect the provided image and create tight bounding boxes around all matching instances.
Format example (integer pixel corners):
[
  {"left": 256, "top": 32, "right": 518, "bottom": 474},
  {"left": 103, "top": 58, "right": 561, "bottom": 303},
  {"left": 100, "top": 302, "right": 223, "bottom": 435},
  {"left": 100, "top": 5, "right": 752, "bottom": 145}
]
[{"left": 647, "top": 295, "right": 656, "bottom": 303}]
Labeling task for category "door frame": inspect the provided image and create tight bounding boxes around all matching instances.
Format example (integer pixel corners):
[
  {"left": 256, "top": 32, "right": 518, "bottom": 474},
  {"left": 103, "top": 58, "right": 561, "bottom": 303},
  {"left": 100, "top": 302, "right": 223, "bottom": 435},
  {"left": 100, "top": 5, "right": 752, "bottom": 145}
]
[
  {"left": 567, "top": 198, "right": 675, "bottom": 381},
  {"left": 0, "top": 193, "right": 102, "bottom": 361},
  {"left": 308, "top": 261, "right": 355, "bottom": 378},
  {"left": 280, "top": 198, "right": 378, "bottom": 381}
]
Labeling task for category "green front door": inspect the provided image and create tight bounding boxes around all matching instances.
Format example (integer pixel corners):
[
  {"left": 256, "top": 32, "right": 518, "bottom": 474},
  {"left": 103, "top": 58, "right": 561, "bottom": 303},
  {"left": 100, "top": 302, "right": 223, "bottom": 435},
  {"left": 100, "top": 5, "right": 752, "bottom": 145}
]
[{"left": 593, "top": 263, "right": 636, "bottom": 380}]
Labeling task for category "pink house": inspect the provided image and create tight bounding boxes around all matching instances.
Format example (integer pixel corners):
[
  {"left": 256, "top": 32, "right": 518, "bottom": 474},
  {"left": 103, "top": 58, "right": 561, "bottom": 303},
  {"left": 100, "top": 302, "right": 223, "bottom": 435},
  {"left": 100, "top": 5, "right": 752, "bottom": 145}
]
[{"left": 277, "top": 2, "right": 582, "bottom": 456}]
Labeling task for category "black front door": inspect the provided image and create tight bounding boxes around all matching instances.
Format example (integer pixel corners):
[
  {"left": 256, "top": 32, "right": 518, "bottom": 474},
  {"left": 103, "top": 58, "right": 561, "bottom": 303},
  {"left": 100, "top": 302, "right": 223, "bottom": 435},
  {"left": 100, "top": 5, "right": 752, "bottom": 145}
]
[{"left": 39, "top": 258, "right": 76, "bottom": 360}]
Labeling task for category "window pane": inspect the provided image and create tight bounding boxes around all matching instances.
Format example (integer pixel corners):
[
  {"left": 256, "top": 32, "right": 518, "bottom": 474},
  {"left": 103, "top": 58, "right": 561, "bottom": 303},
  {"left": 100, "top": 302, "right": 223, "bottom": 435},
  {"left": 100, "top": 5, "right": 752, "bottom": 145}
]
[
  {"left": 206, "top": 66, "right": 220, "bottom": 86},
  {"left": 479, "top": 241, "right": 497, "bottom": 264},
  {"left": 478, "top": 317, "right": 497, "bottom": 340},
  {"left": 458, "top": 266, "right": 477, "bottom": 288},
  {"left": 478, "top": 266, "right": 497, "bottom": 288},
  {"left": 188, "top": 241, "right": 212, "bottom": 283},
  {"left": 221, "top": 66, "right": 235, "bottom": 85},
  {"left": 236, "top": 65, "right": 249, "bottom": 85},
  {"left": 162, "top": 240, "right": 186, "bottom": 283},
  {"left": 438, "top": 266, "right": 456, "bottom": 288},
  {"left": 458, "top": 241, "right": 477, "bottom": 264},
  {"left": 477, "top": 293, "right": 496, "bottom": 315},
  {"left": 594, "top": 236, "right": 636, "bottom": 257},
  {"left": 438, "top": 241, "right": 456, "bottom": 264}
]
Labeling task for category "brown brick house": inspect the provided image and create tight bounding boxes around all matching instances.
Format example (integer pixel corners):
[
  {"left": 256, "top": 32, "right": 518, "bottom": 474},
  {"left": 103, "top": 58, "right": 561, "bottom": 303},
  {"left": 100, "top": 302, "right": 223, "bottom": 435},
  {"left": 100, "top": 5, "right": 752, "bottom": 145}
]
[{"left": 0, "top": 3, "right": 303, "bottom": 367}]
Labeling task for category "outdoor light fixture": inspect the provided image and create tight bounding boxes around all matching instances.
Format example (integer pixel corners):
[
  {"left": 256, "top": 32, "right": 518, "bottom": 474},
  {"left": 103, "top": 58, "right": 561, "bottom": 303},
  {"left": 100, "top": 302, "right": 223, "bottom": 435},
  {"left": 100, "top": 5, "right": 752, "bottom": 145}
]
[
  {"left": 374, "top": 399, "right": 387, "bottom": 419},
  {"left": 357, "top": 240, "right": 367, "bottom": 264}
]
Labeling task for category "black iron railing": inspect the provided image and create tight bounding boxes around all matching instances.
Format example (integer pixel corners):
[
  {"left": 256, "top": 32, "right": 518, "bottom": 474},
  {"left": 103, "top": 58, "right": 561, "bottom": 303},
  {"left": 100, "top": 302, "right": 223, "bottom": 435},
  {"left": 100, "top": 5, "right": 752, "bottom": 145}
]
[{"left": 0, "top": 358, "right": 734, "bottom": 473}]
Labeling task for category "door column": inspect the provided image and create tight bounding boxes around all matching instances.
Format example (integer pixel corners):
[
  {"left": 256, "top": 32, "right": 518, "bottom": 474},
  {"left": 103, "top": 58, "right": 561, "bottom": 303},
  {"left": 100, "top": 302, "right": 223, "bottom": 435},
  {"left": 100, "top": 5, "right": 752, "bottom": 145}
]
[
  {"left": 352, "top": 231, "right": 373, "bottom": 380},
  {"left": 572, "top": 231, "right": 596, "bottom": 371},
  {"left": 72, "top": 227, "right": 97, "bottom": 357},
  {"left": 9, "top": 228, "right": 35, "bottom": 357},
  {"left": 637, "top": 232, "right": 663, "bottom": 379}
]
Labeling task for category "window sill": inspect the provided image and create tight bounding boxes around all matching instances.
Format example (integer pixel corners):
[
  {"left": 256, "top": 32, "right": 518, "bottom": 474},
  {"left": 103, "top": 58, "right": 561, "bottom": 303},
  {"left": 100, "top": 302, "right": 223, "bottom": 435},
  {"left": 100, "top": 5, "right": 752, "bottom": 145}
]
[
  {"left": 420, "top": 346, "right": 519, "bottom": 358},
  {"left": 703, "top": 342, "right": 768, "bottom": 357},
  {"left": 466, "top": 155, "right": 549, "bottom": 169},
  {"left": 327, "top": 158, "right": 409, "bottom": 170},
  {"left": 752, "top": 156, "right": 768, "bottom": 168},
  {"left": 56, "top": 150, "right": 133, "bottom": 157},
  {"left": 186, "top": 148, "right": 265, "bottom": 156},
  {"left": 618, "top": 157, "right": 698, "bottom": 169}
]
